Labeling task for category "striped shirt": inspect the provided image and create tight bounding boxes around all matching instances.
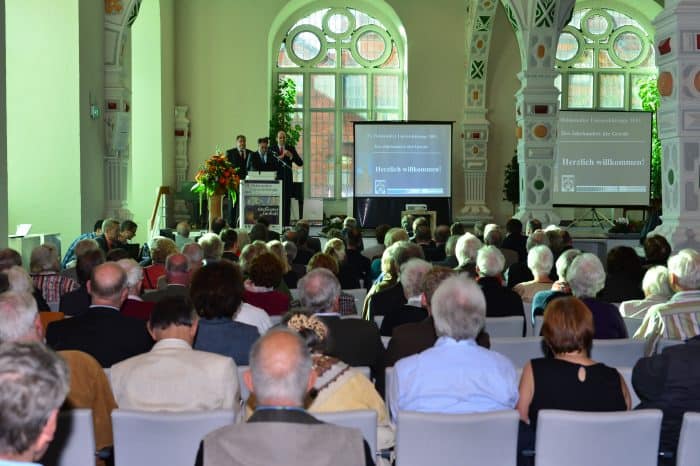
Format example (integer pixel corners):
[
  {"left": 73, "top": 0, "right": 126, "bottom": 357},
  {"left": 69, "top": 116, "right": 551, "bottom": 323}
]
[{"left": 634, "top": 290, "right": 700, "bottom": 355}]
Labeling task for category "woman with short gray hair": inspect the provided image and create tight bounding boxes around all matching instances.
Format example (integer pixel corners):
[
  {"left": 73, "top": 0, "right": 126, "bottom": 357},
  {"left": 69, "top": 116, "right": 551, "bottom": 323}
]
[
  {"left": 566, "top": 253, "right": 627, "bottom": 338},
  {"left": 619, "top": 266, "right": 674, "bottom": 319},
  {"left": 513, "top": 245, "right": 554, "bottom": 302}
]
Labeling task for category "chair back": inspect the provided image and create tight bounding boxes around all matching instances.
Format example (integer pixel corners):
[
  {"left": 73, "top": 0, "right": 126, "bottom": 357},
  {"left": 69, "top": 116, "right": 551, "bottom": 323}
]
[
  {"left": 623, "top": 317, "right": 643, "bottom": 337},
  {"left": 523, "top": 302, "right": 533, "bottom": 336},
  {"left": 676, "top": 412, "right": 700, "bottom": 466},
  {"left": 315, "top": 409, "right": 378, "bottom": 456},
  {"left": 374, "top": 315, "right": 384, "bottom": 329},
  {"left": 42, "top": 409, "right": 95, "bottom": 466},
  {"left": 656, "top": 338, "right": 684, "bottom": 354},
  {"left": 534, "top": 409, "right": 662, "bottom": 466},
  {"left": 112, "top": 409, "right": 235, "bottom": 466},
  {"left": 346, "top": 288, "right": 368, "bottom": 315},
  {"left": 534, "top": 315, "right": 544, "bottom": 337},
  {"left": 40, "top": 311, "right": 65, "bottom": 333},
  {"left": 381, "top": 336, "right": 391, "bottom": 349},
  {"left": 485, "top": 316, "right": 524, "bottom": 338},
  {"left": 616, "top": 367, "right": 640, "bottom": 407},
  {"left": 591, "top": 339, "right": 645, "bottom": 367},
  {"left": 490, "top": 337, "right": 544, "bottom": 368},
  {"left": 396, "top": 410, "right": 519, "bottom": 466}
]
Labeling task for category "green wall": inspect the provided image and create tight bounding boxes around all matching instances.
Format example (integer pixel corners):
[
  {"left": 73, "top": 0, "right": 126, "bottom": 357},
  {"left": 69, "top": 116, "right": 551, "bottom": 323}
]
[
  {"left": 6, "top": 0, "right": 82, "bottom": 241},
  {"left": 0, "top": 0, "right": 6, "bottom": 248}
]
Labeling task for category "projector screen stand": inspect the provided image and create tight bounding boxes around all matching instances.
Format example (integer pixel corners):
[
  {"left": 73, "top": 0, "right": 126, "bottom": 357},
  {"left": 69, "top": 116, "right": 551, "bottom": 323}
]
[{"left": 568, "top": 208, "right": 615, "bottom": 230}]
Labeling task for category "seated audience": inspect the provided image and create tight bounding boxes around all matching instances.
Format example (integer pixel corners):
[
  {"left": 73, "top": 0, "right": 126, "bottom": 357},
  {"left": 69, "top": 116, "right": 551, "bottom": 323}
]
[
  {"left": 385, "top": 267, "right": 491, "bottom": 367},
  {"left": 142, "top": 237, "right": 178, "bottom": 290},
  {"left": 0, "top": 249, "right": 50, "bottom": 311},
  {"left": 598, "top": 246, "right": 644, "bottom": 303},
  {"left": 0, "top": 341, "right": 70, "bottom": 465},
  {"left": 210, "top": 217, "right": 227, "bottom": 235},
  {"left": 434, "top": 234, "right": 460, "bottom": 268},
  {"left": 61, "top": 237, "right": 100, "bottom": 283},
  {"left": 95, "top": 218, "right": 121, "bottom": 254},
  {"left": 566, "top": 253, "right": 627, "bottom": 339},
  {"left": 194, "top": 328, "right": 373, "bottom": 466},
  {"left": 0, "top": 291, "right": 116, "bottom": 456},
  {"left": 636, "top": 248, "right": 700, "bottom": 354},
  {"left": 61, "top": 219, "right": 102, "bottom": 269},
  {"left": 46, "top": 262, "right": 154, "bottom": 367},
  {"left": 390, "top": 275, "right": 517, "bottom": 419},
  {"left": 298, "top": 268, "right": 385, "bottom": 392},
  {"left": 268, "top": 239, "right": 297, "bottom": 289},
  {"left": 484, "top": 225, "right": 519, "bottom": 269},
  {"left": 117, "top": 258, "right": 155, "bottom": 320},
  {"left": 220, "top": 228, "right": 239, "bottom": 262},
  {"left": 105, "top": 248, "right": 131, "bottom": 262},
  {"left": 450, "top": 222, "right": 466, "bottom": 236},
  {"left": 182, "top": 242, "right": 204, "bottom": 275},
  {"left": 619, "top": 266, "right": 673, "bottom": 319},
  {"left": 513, "top": 245, "right": 554, "bottom": 302},
  {"left": 643, "top": 234, "right": 672, "bottom": 271},
  {"left": 117, "top": 220, "right": 138, "bottom": 246},
  {"left": 303, "top": 253, "right": 356, "bottom": 316},
  {"left": 249, "top": 222, "right": 269, "bottom": 243},
  {"left": 191, "top": 261, "right": 260, "bottom": 365},
  {"left": 257, "top": 217, "right": 280, "bottom": 241},
  {"left": 174, "top": 220, "right": 194, "bottom": 250},
  {"left": 290, "top": 224, "right": 315, "bottom": 266},
  {"left": 516, "top": 297, "right": 630, "bottom": 462},
  {"left": 144, "top": 253, "right": 190, "bottom": 303},
  {"left": 239, "top": 242, "right": 267, "bottom": 278},
  {"left": 362, "top": 223, "right": 390, "bottom": 262},
  {"left": 59, "top": 248, "right": 105, "bottom": 316},
  {"left": 111, "top": 296, "right": 239, "bottom": 411},
  {"left": 243, "top": 252, "right": 290, "bottom": 316},
  {"left": 432, "top": 224, "right": 450, "bottom": 262},
  {"left": 413, "top": 224, "right": 440, "bottom": 262},
  {"left": 369, "top": 227, "right": 409, "bottom": 282},
  {"left": 506, "top": 229, "right": 549, "bottom": 288},
  {"left": 198, "top": 232, "right": 224, "bottom": 264},
  {"left": 284, "top": 240, "right": 307, "bottom": 281},
  {"left": 525, "top": 219, "right": 542, "bottom": 236},
  {"left": 380, "top": 258, "right": 432, "bottom": 336},
  {"left": 502, "top": 218, "right": 527, "bottom": 263},
  {"left": 324, "top": 238, "right": 361, "bottom": 290},
  {"left": 476, "top": 246, "right": 524, "bottom": 322},
  {"left": 3, "top": 266, "right": 35, "bottom": 296},
  {"left": 633, "top": 335, "right": 700, "bottom": 463},
  {"left": 235, "top": 228, "right": 250, "bottom": 253},
  {"left": 454, "top": 232, "right": 482, "bottom": 278},
  {"left": 29, "top": 244, "right": 78, "bottom": 311},
  {"left": 345, "top": 227, "right": 371, "bottom": 289},
  {"left": 531, "top": 248, "right": 582, "bottom": 321}
]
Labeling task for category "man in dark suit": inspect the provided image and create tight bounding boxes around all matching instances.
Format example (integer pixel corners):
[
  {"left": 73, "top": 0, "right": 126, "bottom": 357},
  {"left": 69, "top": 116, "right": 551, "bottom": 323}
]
[
  {"left": 271, "top": 130, "right": 303, "bottom": 227},
  {"left": 226, "top": 134, "right": 252, "bottom": 225},
  {"left": 298, "top": 268, "right": 385, "bottom": 394},
  {"left": 47, "top": 262, "right": 153, "bottom": 367},
  {"left": 345, "top": 228, "right": 371, "bottom": 289},
  {"left": 502, "top": 218, "right": 528, "bottom": 263},
  {"left": 246, "top": 137, "right": 278, "bottom": 173}
]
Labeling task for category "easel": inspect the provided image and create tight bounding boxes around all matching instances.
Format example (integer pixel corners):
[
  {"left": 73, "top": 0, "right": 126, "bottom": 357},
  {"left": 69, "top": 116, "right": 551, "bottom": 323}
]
[{"left": 568, "top": 207, "right": 615, "bottom": 230}]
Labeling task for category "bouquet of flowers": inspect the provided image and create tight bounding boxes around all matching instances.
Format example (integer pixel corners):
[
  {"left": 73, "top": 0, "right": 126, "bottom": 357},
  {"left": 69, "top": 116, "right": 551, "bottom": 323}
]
[{"left": 191, "top": 149, "right": 240, "bottom": 203}]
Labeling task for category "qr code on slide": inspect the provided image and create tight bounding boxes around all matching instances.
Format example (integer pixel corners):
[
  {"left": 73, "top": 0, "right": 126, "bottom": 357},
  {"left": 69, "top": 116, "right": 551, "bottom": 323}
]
[
  {"left": 561, "top": 175, "right": 575, "bottom": 192},
  {"left": 375, "top": 180, "right": 386, "bottom": 195}
]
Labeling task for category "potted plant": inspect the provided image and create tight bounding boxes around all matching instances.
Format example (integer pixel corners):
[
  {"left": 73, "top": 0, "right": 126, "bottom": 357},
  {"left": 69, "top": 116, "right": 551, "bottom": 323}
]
[
  {"left": 639, "top": 77, "right": 662, "bottom": 201},
  {"left": 269, "top": 78, "right": 302, "bottom": 147},
  {"left": 503, "top": 152, "right": 519, "bottom": 214}
]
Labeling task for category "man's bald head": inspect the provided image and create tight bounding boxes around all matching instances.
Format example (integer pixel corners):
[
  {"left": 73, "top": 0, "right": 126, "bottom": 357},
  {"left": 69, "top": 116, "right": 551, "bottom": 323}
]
[
  {"left": 165, "top": 253, "right": 190, "bottom": 286},
  {"left": 87, "top": 262, "right": 127, "bottom": 307},
  {"left": 246, "top": 328, "right": 313, "bottom": 406}
]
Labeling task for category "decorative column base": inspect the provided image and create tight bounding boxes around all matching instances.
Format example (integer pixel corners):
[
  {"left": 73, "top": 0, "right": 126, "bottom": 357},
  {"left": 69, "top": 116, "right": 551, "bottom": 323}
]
[{"left": 513, "top": 206, "right": 560, "bottom": 227}]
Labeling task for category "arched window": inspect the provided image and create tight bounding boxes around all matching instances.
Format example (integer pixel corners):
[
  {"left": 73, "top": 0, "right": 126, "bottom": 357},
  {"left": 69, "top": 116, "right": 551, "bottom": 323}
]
[
  {"left": 555, "top": 8, "right": 656, "bottom": 110},
  {"left": 275, "top": 7, "right": 405, "bottom": 198}
]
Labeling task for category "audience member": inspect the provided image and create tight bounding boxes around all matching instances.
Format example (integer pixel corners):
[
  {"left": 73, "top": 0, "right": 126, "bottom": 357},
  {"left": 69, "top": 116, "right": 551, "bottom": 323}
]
[
  {"left": 235, "top": 228, "right": 250, "bottom": 251},
  {"left": 0, "top": 249, "right": 50, "bottom": 311},
  {"left": 60, "top": 237, "right": 100, "bottom": 282},
  {"left": 643, "top": 234, "right": 672, "bottom": 270},
  {"left": 636, "top": 248, "right": 700, "bottom": 354},
  {"left": 182, "top": 242, "right": 204, "bottom": 275},
  {"left": 450, "top": 222, "right": 465, "bottom": 236},
  {"left": 476, "top": 246, "right": 524, "bottom": 322},
  {"left": 566, "top": 253, "right": 627, "bottom": 339},
  {"left": 434, "top": 235, "right": 460, "bottom": 268},
  {"left": 513, "top": 245, "right": 554, "bottom": 302},
  {"left": 380, "top": 259, "right": 432, "bottom": 336},
  {"left": 198, "top": 232, "right": 224, "bottom": 264},
  {"left": 633, "top": 334, "right": 700, "bottom": 463},
  {"left": 145, "top": 253, "right": 190, "bottom": 304},
  {"left": 413, "top": 224, "right": 441, "bottom": 262},
  {"left": 220, "top": 228, "right": 239, "bottom": 262},
  {"left": 243, "top": 252, "right": 290, "bottom": 316},
  {"left": 190, "top": 261, "right": 259, "bottom": 365},
  {"left": 525, "top": 219, "right": 542, "bottom": 236},
  {"left": 298, "top": 268, "right": 385, "bottom": 392},
  {"left": 619, "top": 266, "right": 673, "bottom": 319},
  {"left": 531, "top": 248, "right": 582, "bottom": 321},
  {"left": 95, "top": 218, "right": 120, "bottom": 254},
  {"left": 502, "top": 218, "right": 528, "bottom": 263},
  {"left": 473, "top": 221, "right": 485, "bottom": 241},
  {"left": 117, "top": 258, "right": 155, "bottom": 320},
  {"left": 0, "top": 341, "right": 70, "bottom": 465},
  {"left": 174, "top": 221, "right": 193, "bottom": 250},
  {"left": 3, "top": 266, "right": 35, "bottom": 296},
  {"left": 210, "top": 217, "right": 227, "bottom": 235},
  {"left": 105, "top": 248, "right": 131, "bottom": 262},
  {"left": 142, "top": 237, "right": 178, "bottom": 290},
  {"left": 506, "top": 229, "right": 549, "bottom": 288},
  {"left": 305, "top": 253, "right": 356, "bottom": 316},
  {"left": 345, "top": 227, "right": 371, "bottom": 289},
  {"left": 284, "top": 240, "right": 307, "bottom": 281},
  {"left": 59, "top": 248, "right": 105, "bottom": 316},
  {"left": 239, "top": 242, "right": 267, "bottom": 277},
  {"left": 369, "top": 227, "right": 409, "bottom": 280},
  {"left": 195, "top": 328, "right": 373, "bottom": 466},
  {"left": 257, "top": 217, "right": 280, "bottom": 241},
  {"left": 46, "top": 262, "right": 154, "bottom": 367},
  {"left": 484, "top": 225, "right": 519, "bottom": 269},
  {"left": 390, "top": 275, "right": 518, "bottom": 419},
  {"left": 249, "top": 223, "right": 269, "bottom": 243},
  {"left": 268, "top": 240, "right": 297, "bottom": 289},
  {"left": 60, "top": 218, "right": 102, "bottom": 269},
  {"left": 0, "top": 291, "right": 116, "bottom": 455},
  {"left": 454, "top": 232, "right": 482, "bottom": 278},
  {"left": 111, "top": 296, "right": 239, "bottom": 411},
  {"left": 516, "top": 297, "right": 630, "bottom": 463},
  {"left": 598, "top": 246, "right": 644, "bottom": 303},
  {"left": 362, "top": 223, "right": 390, "bottom": 261},
  {"left": 401, "top": 214, "right": 415, "bottom": 237},
  {"left": 432, "top": 224, "right": 450, "bottom": 262},
  {"left": 324, "top": 238, "right": 360, "bottom": 290}
]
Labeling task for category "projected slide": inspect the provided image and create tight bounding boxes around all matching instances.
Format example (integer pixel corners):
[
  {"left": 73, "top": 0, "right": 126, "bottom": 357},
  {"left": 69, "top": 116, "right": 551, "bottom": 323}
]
[
  {"left": 553, "top": 111, "right": 652, "bottom": 206},
  {"left": 354, "top": 123, "right": 452, "bottom": 198}
]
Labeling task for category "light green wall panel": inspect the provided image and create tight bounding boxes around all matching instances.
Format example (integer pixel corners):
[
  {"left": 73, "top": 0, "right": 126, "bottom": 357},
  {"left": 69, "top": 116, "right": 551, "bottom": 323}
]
[{"left": 0, "top": 0, "right": 6, "bottom": 248}]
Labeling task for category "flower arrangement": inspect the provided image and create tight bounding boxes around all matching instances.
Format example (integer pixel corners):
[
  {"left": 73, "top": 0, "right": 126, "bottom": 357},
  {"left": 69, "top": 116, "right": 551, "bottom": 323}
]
[{"left": 191, "top": 149, "right": 240, "bottom": 203}]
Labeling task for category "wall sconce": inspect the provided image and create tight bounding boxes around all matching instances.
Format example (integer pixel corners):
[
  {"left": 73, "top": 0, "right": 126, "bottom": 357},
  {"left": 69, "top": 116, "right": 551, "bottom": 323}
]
[{"left": 89, "top": 92, "right": 101, "bottom": 120}]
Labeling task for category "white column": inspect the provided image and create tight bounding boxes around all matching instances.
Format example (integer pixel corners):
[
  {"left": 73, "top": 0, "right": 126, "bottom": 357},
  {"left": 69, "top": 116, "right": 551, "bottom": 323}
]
[{"left": 649, "top": 0, "right": 700, "bottom": 251}]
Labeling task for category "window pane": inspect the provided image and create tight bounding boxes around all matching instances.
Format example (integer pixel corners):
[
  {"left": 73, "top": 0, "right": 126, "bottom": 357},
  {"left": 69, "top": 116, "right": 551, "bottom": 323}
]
[
  {"left": 279, "top": 74, "right": 304, "bottom": 108},
  {"left": 557, "top": 32, "right": 579, "bottom": 61},
  {"left": 376, "top": 112, "right": 400, "bottom": 121},
  {"left": 292, "top": 32, "right": 322, "bottom": 61},
  {"left": 343, "top": 75, "right": 367, "bottom": 108},
  {"left": 341, "top": 49, "right": 361, "bottom": 68},
  {"left": 380, "top": 45, "right": 400, "bottom": 69},
  {"left": 571, "top": 49, "right": 593, "bottom": 69},
  {"left": 613, "top": 32, "right": 643, "bottom": 62},
  {"left": 598, "top": 49, "right": 620, "bottom": 69},
  {"left": 317, "top": 49, "right": 337, "bottom": 68},
  {"left": 291, "top": 112, "right": 304, "bottom": 182},
  {"left": 328, "top": 13, "right": 351, "bottom": 35},
  {"left": 630, "top": 75, "right": 645, "bottom": 110},
  {"left": 599, "top": 74, "right": 624, "bottom": 108},
  {"left": 374, "top": 75, "right": 399, "bottom": 109},
  {"left": 342, "top": 112, "right": 367, "bottom": 197},
  {"left": 567, "top": 74, "right": 594, "bottom": 108},
  {"left": 310, "top": 112, "right": 335, "bottom": 198},
  {"left": 310, "top": 75, "right": 335, "bottom": 108},
  {"left": 586, "top": 14, "right": 609, "bottom": 35},
  {"left": 357, "top": 31, "right": 386, "bottom": 61},
  {"left": 278, "top": 44, "right": 297, "bottom": 68}
]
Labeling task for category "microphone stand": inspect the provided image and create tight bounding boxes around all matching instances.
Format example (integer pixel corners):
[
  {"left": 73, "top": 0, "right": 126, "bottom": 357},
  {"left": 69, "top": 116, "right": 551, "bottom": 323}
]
[{"left": 273, "top": 151, "right": 293, "bottom": 170}]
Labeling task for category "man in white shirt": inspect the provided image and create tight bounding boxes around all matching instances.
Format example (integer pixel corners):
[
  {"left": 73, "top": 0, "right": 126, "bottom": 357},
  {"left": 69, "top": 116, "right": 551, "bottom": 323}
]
[
  {"left": 111, "top": 296, "right": 239, "bottom": 412},
  {"left": 390, "top": 275, "right": 518, "bottom": 420}
]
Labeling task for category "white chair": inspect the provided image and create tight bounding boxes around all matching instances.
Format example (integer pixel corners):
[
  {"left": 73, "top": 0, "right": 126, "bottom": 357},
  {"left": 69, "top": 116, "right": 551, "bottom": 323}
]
[
  {"left": 616, "top": 367, "right": 640, "bottom": 407},
  {"left": 623, "top": 317, "right": 644, "bottom": 337},
  {"left": 534, "top": 315, "right": 544, "bottom": 336},
  {"left": 385, "top": 367, "right": 396, "bottom": 418},
  {"left": 381, "top": 336, "right": 391, "bottom": 349},
  {"left": 42, "top": 409, "right": 95, "bottom": 466},
  {"left": 269, "top": 315, "right": 283, "bottom": 325},
  {"left": 534, "top": 409, "right": 662, "bottom": 466},
  {"left": 112, "top": 409, "right": 236, "bottom": 466},
  {"left": 237, "top": 365, "right": 250, "bottom": 401},
  {"left": 346, "top": 288, "right": 367, "bottom": 315},
  {"left": 591, "top": 339, "right": 645, "bottom": 367},
  {"left": 396, "top": 410, "right": 519, "bottom": 466},
  {"left": 656, "top": 338, "right": 684, "bottom": 354},
  {"left": 523, "top": 302, "right": 533, "bottom": 336},
  {"left": 290, "top": 288, "right": 300, "bottom": 300},
  {"left": 485, "top": 316, "right": 524, "bottom": 338},
  {"left": 103, "top": 368, "right": 111, "bottom": 387},
  {"left": 490, "top": 337, "right": 544, "bottom": 368},
  {"left": 676, "top": 412, "right": 700, "bottom": 466},
  {"left": 315, "top": 410, "right": 378, "bottom": 456},
  {"left": 374, "top": 315, "right": 384, "bottom": 329}
]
